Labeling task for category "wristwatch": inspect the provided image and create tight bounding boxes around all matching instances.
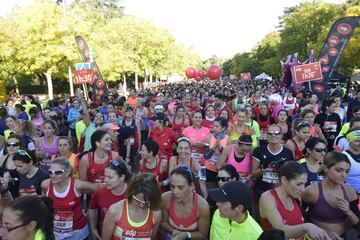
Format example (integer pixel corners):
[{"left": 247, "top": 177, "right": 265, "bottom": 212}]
[{"left": 186, "top": 232, "right": 192, "bottom": 239}]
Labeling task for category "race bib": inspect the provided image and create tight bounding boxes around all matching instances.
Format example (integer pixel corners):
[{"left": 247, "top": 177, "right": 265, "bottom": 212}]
[
  {"left": 54, "top": 210, "right": 73, "bottom": 232},
  {"left": 260, "top": 130, "right": 267, "bottom": 140},
  {"left": 323, "top": 121, "right": 337, "bottom": 133},
  {"left": 262, "top": 169, "right": 278, "bottom": 184},
  {"left": 191, "top": 152, "right": 203, "bottom": 159}
]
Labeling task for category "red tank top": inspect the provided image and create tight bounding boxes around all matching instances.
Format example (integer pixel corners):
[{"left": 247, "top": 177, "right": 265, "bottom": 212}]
[
  {"left": 261, "top": 189, "right": 304, "bottom": 240},
  {"left": 87, "top": 151, "right": 113, "bottom": 184},
  {"left": 172, "top": 116, "right": 186, "bottom": 137},
  {"left": 202, "top": 118, "right": 215, "bottom": 130},
  {"left": 175, "top": 156, "right": 193, "bottom": 168},
  {"left": 140, "top": 158, "right": 163, "bottom": 180},
  {"left": 168, "top": 193, "right": 199, "bottom": 231},
  {"left": 288, "top": 139, "right": 304, "bottom": 161},
  {"left": 112, "top": 200, "right": 154, "bottom": 240},
  {"left": 47, "top": 178, "right": 87, "bottom": 233},
  {"left": 257, "top": 114, "right": 270, "bottom": 131}
]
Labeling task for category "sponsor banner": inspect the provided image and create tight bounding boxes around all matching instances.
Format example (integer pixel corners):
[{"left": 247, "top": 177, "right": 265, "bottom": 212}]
[
  {"left": 292, "top": 62, "right": 323, "bottom": 84},
  {"left": 75, "top": 36, "right": 107, "bottom": 101},
  {"left": 307, "top": 17, "right": 360, "bottom": 97},
  {"left": 240, "top": 72, "right": 251, "bottom": 81}
]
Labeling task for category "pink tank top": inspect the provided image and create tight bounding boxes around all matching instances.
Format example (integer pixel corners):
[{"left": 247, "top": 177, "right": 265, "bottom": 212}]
[
  {"left": 40, "top": 136, "right": 58, "bottom": 155},
  {"left": 227, "top": 144, "right": 251, "bottom": 175}
]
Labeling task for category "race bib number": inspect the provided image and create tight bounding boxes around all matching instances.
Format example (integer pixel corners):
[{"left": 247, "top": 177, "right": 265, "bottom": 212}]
[
  {"left": 260, "top": 130, "right": 267, "bottom": 140},
  {"left": 262, "top": 169, "right": 278, "bottom": 184},
  {"left": 54, "top": 210, "right": 73, "bottom": 232},
  {"left": 323, "top": 121, "right": 337, "bottom": 133},
  {"left": 191, "top": 152, "right": 203, "bottom": 159}
]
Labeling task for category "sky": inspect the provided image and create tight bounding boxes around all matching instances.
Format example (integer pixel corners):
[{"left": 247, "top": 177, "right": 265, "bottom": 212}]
[{"left": 0, "top": 0, "right": 346, "bottom": 59}]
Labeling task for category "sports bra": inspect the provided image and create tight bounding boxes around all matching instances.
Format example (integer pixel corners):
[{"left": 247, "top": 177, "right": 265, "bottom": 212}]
[
  {"left": 308, "top": 182, "right": 349, "bottom": 223},
  {"left": 168, "top": 193, "right": 199, "bottom": 231}
]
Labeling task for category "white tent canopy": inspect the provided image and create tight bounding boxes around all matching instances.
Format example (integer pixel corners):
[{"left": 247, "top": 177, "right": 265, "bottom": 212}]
[{"left": 255, "top": 72, "right": 272, "bottom": 81}]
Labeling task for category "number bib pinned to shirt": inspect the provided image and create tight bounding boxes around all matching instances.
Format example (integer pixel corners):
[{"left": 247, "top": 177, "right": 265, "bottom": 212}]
[{"left": 54, "top": 209, "right": 73, "bottom": 232}]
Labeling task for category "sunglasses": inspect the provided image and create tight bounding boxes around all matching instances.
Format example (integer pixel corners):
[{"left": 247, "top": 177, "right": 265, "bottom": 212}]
[
  {"left": 133, "top": 195, "right": 150, "bottom": 206},
  {"left": 216, "top": 176, "right": 231, "bottom": 182},
  {"left": 106, "top": 159, "right": 123, "bottom": 169},
  {"left": 177, "top": 137, "right": 191, "bottom": 144},
  {"left": 6, "top": 142, "right": 20, "bottom": 147},
  {"left": 175, "top": 164, "right": 193, "bottom": 182},
  {"left": 267, "top": 132, "right": 282, "bottom": 136},
  {"left": 312, "top": 148, "right": 327, "bottom": 153},
  {"left": 48, "top": 169, "right": 65, "bottom": 176},
  {"left": 3, "top": 222, "right": 29, "bottom": 233}
]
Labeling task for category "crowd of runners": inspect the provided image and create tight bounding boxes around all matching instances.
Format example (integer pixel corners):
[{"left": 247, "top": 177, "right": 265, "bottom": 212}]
[{"left": 0, "top": 78, "right": 360, "bottom": 240}]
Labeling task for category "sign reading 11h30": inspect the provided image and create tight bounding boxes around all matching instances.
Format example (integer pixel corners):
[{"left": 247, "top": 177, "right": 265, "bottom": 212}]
[{"left": 73, "top": 63, "right": 94, "bottom": 84}]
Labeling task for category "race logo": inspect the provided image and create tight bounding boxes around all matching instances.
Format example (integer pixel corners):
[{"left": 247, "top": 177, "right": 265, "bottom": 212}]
[
  {"left": 328, "top": 36, "right": 340, "bottom": 47},
  {"left": 328, "top": 48, "right": 338, "bottom": 56},
  {"left": 321, "top": 66, "right": 330, "bottom": 73},
  {"left": 313, "top": 84, "right": 325, "bottom": 93},
  {"left": 125, "top": 229, "right": 137, "bottom": 238},
  {"left": 337, "top": 23, "right": 352, "bottom": 35},
  {"left": 319, "top": 55, "right": 329, "bottom": 65},
  {"left": 96, "top": 79, "right": 105, "bottom": 88}
]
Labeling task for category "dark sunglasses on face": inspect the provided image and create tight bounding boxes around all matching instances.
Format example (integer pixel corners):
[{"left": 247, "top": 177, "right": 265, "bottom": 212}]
[
  {"left": 267, "top": 131, "right": 282, "bottom": 136},
  {"left": 312, "top": 148, "right": 327, "bottom": 153},
  {"left": 48, "top": 169, "right": 65, "bottom": 176},
  {"left": 6, "top": 142, "right": 20, "bottom": 147},
  {"left": 216, "top": 176, "right": 231, "bottom": 182}
]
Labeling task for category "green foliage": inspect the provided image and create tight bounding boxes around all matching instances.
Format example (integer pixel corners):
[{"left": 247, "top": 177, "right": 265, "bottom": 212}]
[
  {"left": 223, "top": 0, "right": 360, "bottom": 79},
  {"left": 0, "top": 0, "right": 201, "bottom": 95}
]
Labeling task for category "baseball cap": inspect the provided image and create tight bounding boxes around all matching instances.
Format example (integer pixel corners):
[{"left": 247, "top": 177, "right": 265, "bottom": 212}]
[
  {"left": 237, "top": 134, "right": 252, "bottom": 145},
  {"left": 208, "top": 181, "right": 253, "bottom": 210}
]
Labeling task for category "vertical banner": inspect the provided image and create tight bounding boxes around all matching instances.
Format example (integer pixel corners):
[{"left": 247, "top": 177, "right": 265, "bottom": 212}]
[
  {"left": 307, "top": 17, "right": 360, "bottom": 98},
  {"left": 75, "top": 36, "right": 107, "bottom": 103}
]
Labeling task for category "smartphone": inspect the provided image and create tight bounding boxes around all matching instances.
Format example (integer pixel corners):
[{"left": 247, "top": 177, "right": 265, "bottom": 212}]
[{"left": 198, "top": 166, "right": 207, "bottom": 181}]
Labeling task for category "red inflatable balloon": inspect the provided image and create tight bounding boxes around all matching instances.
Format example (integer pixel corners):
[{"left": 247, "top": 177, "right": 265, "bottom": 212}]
[
  {"left": 185, "top": 67, "right": 197, "bottom": 78},
  {"left": 197, "top": 69, "right": 205, "bottom": 78},
  {"left": 195, "top": 75, "right": 202, "bottom": 81},
  {"left": 207, "top": 65, "right": 221, "bottom": 80}
]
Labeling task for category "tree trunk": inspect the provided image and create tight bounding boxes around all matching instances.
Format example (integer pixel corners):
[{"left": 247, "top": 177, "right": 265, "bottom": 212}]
[
  {"left": 12, "top": 76, "right": 19, "bottom": 95},
  {"left": 44, "top": 66, "right": 56, "bottom": 100},
  {"left": 149, "top": 72, "right": 153, "bottom": 87},
  {"left": 135, "top": 73, "right": 138, "bottom": 90},
  {"left": 123, "top": 74, "right": 127, "bottom": 95}
]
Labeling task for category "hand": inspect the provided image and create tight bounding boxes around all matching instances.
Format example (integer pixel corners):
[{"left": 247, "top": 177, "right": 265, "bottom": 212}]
[
  {"left": 327, "top": 231, "right": 343, "bottom": 240},
  {"left": 305, "top": 223, "right": 330, "bottom": 240},
  {"left": 1, "top": 172, "right": 10, "bottom": 189},
  {"left": 91, "top": 229, "right": 102, "bottom": 240},
  {"left": 172, "top": 230, "right": 187, "bottom": 240},
  {"left": 336, "top": 197, "right": 351, "bottom": 216},
  {"left": 75, "top": 88, "right": 83, "bottom": 99}
]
